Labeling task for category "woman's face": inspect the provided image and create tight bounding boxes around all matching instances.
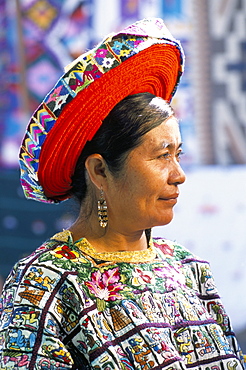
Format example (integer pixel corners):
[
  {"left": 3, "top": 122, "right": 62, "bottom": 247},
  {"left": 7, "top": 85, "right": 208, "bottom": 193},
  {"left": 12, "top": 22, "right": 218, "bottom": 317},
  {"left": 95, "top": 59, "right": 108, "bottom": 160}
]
[{"left": 105, "top": 115, "right": 186, "bottom": 234}]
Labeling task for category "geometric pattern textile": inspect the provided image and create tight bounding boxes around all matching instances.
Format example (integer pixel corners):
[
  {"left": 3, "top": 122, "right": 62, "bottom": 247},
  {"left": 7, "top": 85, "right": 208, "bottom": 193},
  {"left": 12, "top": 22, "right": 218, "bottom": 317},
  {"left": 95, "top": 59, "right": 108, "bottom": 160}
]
[{"left": 210, "top": 0, "right": 246, "bottom": 164}]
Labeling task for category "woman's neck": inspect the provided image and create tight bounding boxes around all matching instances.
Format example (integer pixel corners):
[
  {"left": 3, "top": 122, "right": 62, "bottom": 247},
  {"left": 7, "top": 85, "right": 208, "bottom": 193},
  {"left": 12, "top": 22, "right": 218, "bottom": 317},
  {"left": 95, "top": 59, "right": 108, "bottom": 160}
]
[
  {"left": 69, "top": 214, "right": 148, "bottom": 253},
  {"left": 87, "top": 231, "right": 148, "bottom": 253}
]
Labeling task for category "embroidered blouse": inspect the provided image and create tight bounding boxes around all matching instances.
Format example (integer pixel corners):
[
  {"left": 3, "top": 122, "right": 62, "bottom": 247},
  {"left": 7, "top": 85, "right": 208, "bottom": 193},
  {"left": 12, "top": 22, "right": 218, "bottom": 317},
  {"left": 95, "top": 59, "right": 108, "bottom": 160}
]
[{"left": 0, "top": 230, "right": 245, "bottom": 369}]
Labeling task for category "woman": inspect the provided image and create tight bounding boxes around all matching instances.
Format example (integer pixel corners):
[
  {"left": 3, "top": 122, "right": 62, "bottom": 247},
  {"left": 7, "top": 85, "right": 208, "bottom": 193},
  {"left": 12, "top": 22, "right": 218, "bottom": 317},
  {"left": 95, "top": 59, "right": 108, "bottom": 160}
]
[{"left": 0, "top": 18, "right": 245, "bottom": 370}]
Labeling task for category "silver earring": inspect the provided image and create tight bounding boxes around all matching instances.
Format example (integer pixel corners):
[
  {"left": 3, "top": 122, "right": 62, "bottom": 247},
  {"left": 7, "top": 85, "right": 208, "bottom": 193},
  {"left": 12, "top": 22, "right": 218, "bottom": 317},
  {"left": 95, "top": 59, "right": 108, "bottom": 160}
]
[{"left": 98, "top": 187, "right": 108, "bottom": 228}]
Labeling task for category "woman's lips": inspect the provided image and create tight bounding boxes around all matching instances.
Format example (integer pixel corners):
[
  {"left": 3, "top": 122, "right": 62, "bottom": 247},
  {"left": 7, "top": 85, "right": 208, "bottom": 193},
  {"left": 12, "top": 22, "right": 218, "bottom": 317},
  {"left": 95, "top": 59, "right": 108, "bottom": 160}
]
[{"left": 159, "top": 194, "right": 179, "bottom": 204}]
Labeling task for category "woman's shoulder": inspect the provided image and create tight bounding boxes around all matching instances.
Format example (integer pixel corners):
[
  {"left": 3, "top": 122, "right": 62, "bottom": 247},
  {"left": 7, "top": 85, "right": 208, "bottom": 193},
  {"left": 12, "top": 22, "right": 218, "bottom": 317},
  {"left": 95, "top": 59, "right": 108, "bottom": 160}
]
[
  {"left": 1, "top": 231, "right": 91, "bottom": 293},
  {"left": 24, "top": 230, "right": 92, "bottom": 273},
  {"left": 152, "top": 236, "right": 209, "bottom": 265},
  {"left": 0, "top": 231, "right": 90, "bottom": 318},
  {"left": 152, "top": 237, "right": 218, "bottom": 296},
  {"left": 4, "top": 237, "right": 63, "bottom": 283}
]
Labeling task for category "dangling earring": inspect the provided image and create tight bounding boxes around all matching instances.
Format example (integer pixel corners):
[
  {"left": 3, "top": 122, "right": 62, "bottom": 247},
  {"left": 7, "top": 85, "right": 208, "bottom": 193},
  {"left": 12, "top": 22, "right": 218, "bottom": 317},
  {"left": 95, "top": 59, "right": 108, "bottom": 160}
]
[{"left": 98, "top": 187, "right": 108, "bottom": 228}]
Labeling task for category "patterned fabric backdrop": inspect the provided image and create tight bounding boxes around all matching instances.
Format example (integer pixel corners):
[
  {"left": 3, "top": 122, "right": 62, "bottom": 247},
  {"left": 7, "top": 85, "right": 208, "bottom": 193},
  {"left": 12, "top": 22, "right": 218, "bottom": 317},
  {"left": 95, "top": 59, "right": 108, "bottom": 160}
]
[
  {"left": 210, "top": 0, "right": 246, "bottom": 164},
  {"left": 0, "top": 0, "right": 93, "bottom": 167}
]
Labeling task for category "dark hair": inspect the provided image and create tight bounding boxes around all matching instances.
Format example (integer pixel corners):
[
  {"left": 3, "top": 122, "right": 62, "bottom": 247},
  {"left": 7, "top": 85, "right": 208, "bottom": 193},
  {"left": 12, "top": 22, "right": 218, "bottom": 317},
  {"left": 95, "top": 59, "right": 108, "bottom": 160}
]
[{"left": 70, "top": 92, "right": 174, "bottom": 204}]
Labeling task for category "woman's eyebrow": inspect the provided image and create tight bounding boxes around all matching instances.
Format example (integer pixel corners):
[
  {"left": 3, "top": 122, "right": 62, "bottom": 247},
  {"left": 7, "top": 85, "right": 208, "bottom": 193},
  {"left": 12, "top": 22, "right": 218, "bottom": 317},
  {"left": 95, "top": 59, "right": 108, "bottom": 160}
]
[{"left": 155, "top": 141, "right": 183, "bottom": 151}]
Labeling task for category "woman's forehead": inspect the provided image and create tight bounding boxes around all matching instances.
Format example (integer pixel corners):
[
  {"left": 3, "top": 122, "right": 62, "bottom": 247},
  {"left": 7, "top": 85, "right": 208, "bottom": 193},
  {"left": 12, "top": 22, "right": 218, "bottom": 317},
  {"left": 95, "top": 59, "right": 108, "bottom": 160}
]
[{"left": 144, "top": 117, "right": 181, "bottom": 145}]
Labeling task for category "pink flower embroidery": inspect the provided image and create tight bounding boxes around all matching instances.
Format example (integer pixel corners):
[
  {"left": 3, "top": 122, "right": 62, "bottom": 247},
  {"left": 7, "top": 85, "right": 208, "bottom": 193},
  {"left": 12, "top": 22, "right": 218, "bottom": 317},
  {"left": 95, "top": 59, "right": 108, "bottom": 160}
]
[
  {"left": 132, "top": 268, "right": 155, "bottom": 285},
  {"left": 155, "top": 242, "right": 174, "bottom": 256},
  {"left": 154, "top": 264, "right": 185, "bottom": 291},
  {"left": 95, "top": 48, "right": 108, "bottom": 58},
  {"left": 85, "top": 267, "right": 124, "bottom": 301}
]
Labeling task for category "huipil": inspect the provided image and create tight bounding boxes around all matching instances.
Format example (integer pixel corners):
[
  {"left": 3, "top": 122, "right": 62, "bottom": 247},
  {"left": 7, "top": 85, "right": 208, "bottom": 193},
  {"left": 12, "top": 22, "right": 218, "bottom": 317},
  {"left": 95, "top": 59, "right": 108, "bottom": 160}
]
[{"left": 0, "top": 230, "right": 245, "bottom": 370}]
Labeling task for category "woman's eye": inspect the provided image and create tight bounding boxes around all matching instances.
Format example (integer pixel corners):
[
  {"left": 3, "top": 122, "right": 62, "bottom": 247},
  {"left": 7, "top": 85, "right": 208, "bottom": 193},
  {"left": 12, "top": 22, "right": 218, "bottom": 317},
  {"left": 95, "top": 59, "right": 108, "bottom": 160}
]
[
  {"left": 176, "top": 151, "right": 184, "bottom": 161},
  {"left": 158, "top": 150, "right": 184, "bottom": 161},
  {"left": 161, "top": 152, "right": 171, "bottom": 159}
]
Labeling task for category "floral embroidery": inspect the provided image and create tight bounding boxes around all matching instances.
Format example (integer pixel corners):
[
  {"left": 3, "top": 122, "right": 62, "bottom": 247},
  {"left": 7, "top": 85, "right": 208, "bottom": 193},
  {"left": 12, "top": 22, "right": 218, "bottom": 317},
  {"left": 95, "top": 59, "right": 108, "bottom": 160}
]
[
  {"left": 85, "top": 267, "right": 125, "bottom": 302},
  {"left": 154, "top": 241, "right": 174, "bottom": 256},
  {"left": 95, "top": 48, "right": 108, "bottom": 58},
  {"left": 53, "top": 245, "right": 79, "bottom": 260},
  {"left": 154, "top": 264, "right": 186, "bottom": 291},
  {"left": 101, "top": 57, "right": 115, "bottom": 69},
  {"left": 132, "top": 267, "right": 155, "bottom": 286},
  {"left": 111, "top": 40, "right": 124, "bottom": 55},
  {"left": 39, "top": 241, "right": 88, "bottom": 270},
  {"left": 119, "top": 48, "right": 132, "bottom": 57}
]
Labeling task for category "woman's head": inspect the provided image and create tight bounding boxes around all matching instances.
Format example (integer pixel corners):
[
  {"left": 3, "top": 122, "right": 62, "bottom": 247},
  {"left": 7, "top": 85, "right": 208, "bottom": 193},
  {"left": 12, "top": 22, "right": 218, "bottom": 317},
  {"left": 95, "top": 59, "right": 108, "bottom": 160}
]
[
  {"left": 71, "top": 92, "right": 185, "bottom": 234},
  {"left": 70, "top": 93, "right": 175, "bottom": 204},
  {"left": 19, "top": 18, "right": 185, "bottom": 204}
]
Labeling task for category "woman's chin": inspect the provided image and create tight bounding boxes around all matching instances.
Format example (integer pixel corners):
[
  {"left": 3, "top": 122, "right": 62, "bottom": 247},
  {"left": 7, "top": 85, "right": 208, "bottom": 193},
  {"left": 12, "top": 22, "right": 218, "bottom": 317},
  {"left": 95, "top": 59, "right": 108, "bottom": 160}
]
[{"left": 148, "top": 214, "right": 174, "bottom": 229}]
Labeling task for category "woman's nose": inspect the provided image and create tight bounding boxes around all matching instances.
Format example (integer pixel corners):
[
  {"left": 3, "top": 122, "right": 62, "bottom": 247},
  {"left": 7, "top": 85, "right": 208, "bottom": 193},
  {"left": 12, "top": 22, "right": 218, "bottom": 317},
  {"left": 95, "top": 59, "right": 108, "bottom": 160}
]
[{"left": 168, "top": 163, "right": 186, "bottom": 185}]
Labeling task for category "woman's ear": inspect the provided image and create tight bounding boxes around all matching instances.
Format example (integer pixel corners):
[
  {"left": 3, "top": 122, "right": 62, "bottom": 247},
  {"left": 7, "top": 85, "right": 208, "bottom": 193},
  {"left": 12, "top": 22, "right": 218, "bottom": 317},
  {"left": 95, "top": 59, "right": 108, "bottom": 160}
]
[{"left": 85, "top": 154, "right": 108, "bottom": 189}]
